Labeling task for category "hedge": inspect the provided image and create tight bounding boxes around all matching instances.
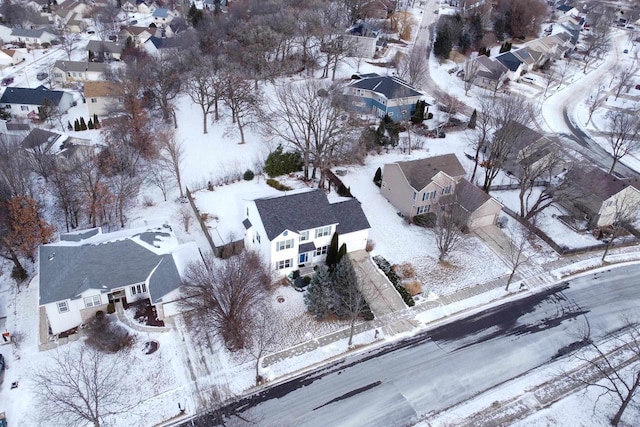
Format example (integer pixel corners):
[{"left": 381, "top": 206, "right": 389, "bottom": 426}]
[
  {"left": 266, "top": 178, "right": 292, "bottom": 191},
  {"left": 372, "top": 255, "right": 415, "bottom": 307}
]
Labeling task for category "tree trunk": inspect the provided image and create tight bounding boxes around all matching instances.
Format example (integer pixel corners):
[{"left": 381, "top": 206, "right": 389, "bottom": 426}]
[
  {"left": 214, "top": 97, "right": 219, "bottom": 121},
  {"left": 609, "top": 158, "right": 617, "bottom": 175},
  {"left": 612, "top": 373, "right": 640, "bottom": 425},
  {"left": 238, "top": 120, "right": 246, "bottom": 144},
  {"left": 601, "top": 241, "right": 612, "bottom": 262},
  {"left": 203, "top": 111, "right": 208, "bottom": 134},
  {"left": 505, "top": 269, "right": 516, "bottom": 291},
  {"left": 348, "top": 316, "right": 356, "bottom": 346}
]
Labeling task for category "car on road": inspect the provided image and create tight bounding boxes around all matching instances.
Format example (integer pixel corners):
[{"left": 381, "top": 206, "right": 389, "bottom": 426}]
[
  {"left": 36, "top": 72, "right": 48, "bottom": 81},
  {"left": 636, "top": 84, "right": 640, "bottom": 90},
  {"left": 624, "top": 49, "right": 629, "bottom": 54},
  {"left": 1, "top": 77, "right": 14, "bottom": 86}
]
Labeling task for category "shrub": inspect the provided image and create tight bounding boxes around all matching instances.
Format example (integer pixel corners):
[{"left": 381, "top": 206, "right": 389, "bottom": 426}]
[
  {"left": 106, "top": 302, "right": 115, "bottom": 314},
  {"left": 143, "top": 195, "right": 154, "bottom": 207},
  {"left": 11, "top": 266, "right": 27, "bottom": 282},
  {"left": 373, "top": 167, "right": 382, "bottom": 187},
  {"left": 243, "top": 169, "right": 255, "bottom": 180},
  {"left": 413, "top": 212, "right": 436, "bottom": 228},
  {"left": 95, "top": 310, "right": 105, "bottom": 320},
  {"left": 41, "top": 42, "right": 51, "bottom": 48},
  {"left": 403, "top": 280, "right": 422, "bottom": 296},
  {"left": 86, "top": 315, "right": 134, "bottom": 353},
  {"left": 372, "top": 255, "right": 415, "bottom": 307},
  {"left": 264, "top": 145, "right": 303, "bottom": 178},
  {"left": 426, "top": 112, "right": 433, "bottom": 120},
  {"left": 266, "top": 178, "right": 292, "bottom": 191},
  {"left": 394, "top": 262, "right": 416, "bottom": 279},
  {"left": 337, "top": 183, "right": 352, "bottom": 197}
]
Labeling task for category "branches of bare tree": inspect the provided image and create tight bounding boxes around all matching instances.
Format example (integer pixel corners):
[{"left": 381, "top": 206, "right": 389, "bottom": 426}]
[
  {"left": 184, "top": 57, "right": 224, "bottom": 134},
  {"left": 143, "top": 52, "right": 183, "bottom": 127},
  {"left": 221, "top": 72, "right": 260, "bottom": 145},
  {"left": 248, "top": 308, "right": 280, "bottom": 385},
  {"left": 605, "top": 109, "right": 640, "bottom": 174},
  {"left": 32, "top": 345, "right": 135, "bottom": 427},
  {"left": 395, "top": 45, "right": 428, "bottom": 88},
  {"left": 581, "top": 6, "right": 613, "bottom": 73},
  {"left": 612, "top": 66, "right": 637, "bottom": 101},
  {"left": 516, "top": 144, "right": 564, "bottom": 220},
  {"left": 599, "top": 191, "right": 640, "bottom": 262},
  {"left": 179, "top": 250, "right": 272, "bottom": 351},
  {"left": 585, "top": 84, "right": 607, "bottom": 126},
  {"left": 566, "top": 322, "right": 640, "bottom": 426},
  {"left": 504, "top": 223, "right": 529, "bottom": 291}
]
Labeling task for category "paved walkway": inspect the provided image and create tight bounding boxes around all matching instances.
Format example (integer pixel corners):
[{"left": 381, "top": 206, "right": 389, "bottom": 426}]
[
  {"left": 350, "top": 250, "right": 406, "bottom": 317},
  {"left": 114, "top": 301, "right": 171, "bottom": 333}
]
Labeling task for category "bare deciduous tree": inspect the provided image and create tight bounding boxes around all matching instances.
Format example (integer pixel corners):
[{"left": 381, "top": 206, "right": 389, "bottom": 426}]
[
  {"left": 581, "top": 6, "right": 613, "bottom": 73},
  {"left": 179, "top": 205, "right": 192, "bottom": 232},
  {"left": 395, "top": 45, "right": 428, "bottom": 88},
  {"left": 430, "top": 199, "right": 464, "bottom": 262},
  {"left": 612, "top": 66, "right": 637, "bottom": 101},
  {"left": 159, "top": 131, "right": 185, "bottom": 198},
  {"left": 463, "top": 58, "right": 479, "bottom": 96},
  {"left": 605, "top": 109, "right": 640, "bottom": 174},
  {"left": 222, "top": 72, "right": 259, "bottom": 145},
  {"left": 32, "top": 345, "right": 134, "bottom": 427},
  {"left": 585, "top": 84, "right": 607, "bottom": 125},
  {"left": 600, "top": 191, "right": 640, "bottom": 262},
  {"left": 566, "top": 322, "right": 640, "bottom": 426},
  {"left": 248, "top": 308, "right": 280, "bottom": 385},
  {"left": 517, "top": 144, "right": 564, "bottom": 220},
  {"left": 184, "top": 57, "right": 224, "bottom": 133},
  {"left": 143, "top": 52, "right": 182, "bottom": 127},
  {"left": 57, "top": 27, "right": 82, "bottom": 60},
  {"left": 180, "top": 250, "right": 272, "bottom": 351},
  {"left": 504, "top": 223, "right": 529, "bottom": 291}
]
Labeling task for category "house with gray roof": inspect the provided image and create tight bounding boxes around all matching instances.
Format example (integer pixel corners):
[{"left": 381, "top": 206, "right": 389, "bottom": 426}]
[
  {"left": 152, "top": 8, "right": 176, "bottom": 27},
  {"left": 439, "top": 179, "right": 503, "bottom": 230},
  {"left": 345, "top": 20, "right": 381, "bottom": 58},
  {"left": 465, "top": 54, "right": 509, "bottom": 91},
  {"left": 0, "top": 86, "right": 74, "bottom": 118},
  {"left": 52, "top": 61, "right": 110, "bottom": 85},
  {"left": 39, "top": 225, "right": 200, "bottom": 336},
  {"left": 381, "top": 154, "right": 467, "bottom": 219},
  {"left": 244, "top": 189, "right": 370, "bottom": 275},
  {"left": 86, "top": 40, "right": 123, "bottom": 62},
  {"left": 345, "top": 73, "right": 425, "bottom": 121},
  {"left": 495, "top": 51, "right": 525, "bottom": 80},
  {"left": 10, "top": 28, "right": 57, "bottom": 46}
]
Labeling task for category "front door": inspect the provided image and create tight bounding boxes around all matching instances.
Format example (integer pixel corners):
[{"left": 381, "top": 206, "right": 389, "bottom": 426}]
[{"left": 299, "top": 253, "right": 308, "bottom": 266}]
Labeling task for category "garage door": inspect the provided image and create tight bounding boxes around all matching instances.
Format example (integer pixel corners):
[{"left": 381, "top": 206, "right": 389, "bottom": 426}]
[{"left": 469, "top": 214, "right": 496, "bottom": 230}]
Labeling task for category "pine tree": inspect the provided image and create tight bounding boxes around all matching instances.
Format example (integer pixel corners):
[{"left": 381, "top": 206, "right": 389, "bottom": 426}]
[
  {"left": 303, "top": 265, "right": 333, "bottom": 319},
  {"left": 74, "top": 119, "right": 80, "bottom": 131},
  {"left": 336, "top": 243, "right": 347, "bottom": 266},
  {"left": 330, "top": 256, "right": 359, "bottom": 318},
  {"left": 80, "top": 117, "right": 87, "bottom": 130},
  {"left": 373, "top": 167, "right": 382, "bottom": 187},
  {"left": 468, "top": 109, "right": 477, "bottom": 129},
  {"left": 326, "top": 232, "right": 339, "bottom": 269},
  {"left": 93, "top": 114, "right": 100, "bottom": 129},
  {"left": 433, "top": 27, "right": 452, "bottom": 59},
  {"left": 67, "top": 121, "right": 73, "bottom": 131},
  {"left": 88, "top": 118, "right": 94, "bottom": 129}
]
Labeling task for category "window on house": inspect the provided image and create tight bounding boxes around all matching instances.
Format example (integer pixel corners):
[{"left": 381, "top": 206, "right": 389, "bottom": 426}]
[
  {"left": 605, "top": 200, "right": 614, "bottom": 207},
  {"left": 442, "top": 185, "right": 452, "bottom": 195},
  {"left": 417, "top": 205, "right": 431, "bottom": 214},
  {"left": 315, "top": 226, "right": 331, "bottom": 238},
  {"left": 430, "top": 191, "right": 436, "bottom": 199},
  {"left": 283, "top": 230, "right": 288, "bottom": 236},
  {"left": 275, "top": 259, "right": 292, "bottom": 270},
  {"left": 21, "top": 106, "right": 28, "bottom": 111},
  {"left": 315, "top": 245, "right": 328, "bottom": 256},
  {"left": 256, "top": 233, "right": 261, "bottom": 244},
  {"left": 54, "top": 73, "right": 62, "bottom": 78},
  {"left": 57, "top": 301, "right": 69, "bottom": 313},
  {"left": 299, "top": 230, "right": 309, "bottom": 242},
  {"left": 131, "top": 283, "right": 147, "bottom": 295},
  {"left": 246, "top": 207, "right": 249, "bottom": 216},
  {"left": 84, "top": 295, "right": 101, "bottom": 308},
  {"left": 422, "top": 192, "right": 427, "bottom": 201},
  {"left": 276, "top": 239, "right": 294, "bottom": 251},
  {"left": 91, "top": 98, "right": 97, "bottom": 103},
  {"left": 388, "top": 112, "right": 394, "bottom": 116},
  {"left": 413, "top": 191, "right": 417, "bottom": 201}
]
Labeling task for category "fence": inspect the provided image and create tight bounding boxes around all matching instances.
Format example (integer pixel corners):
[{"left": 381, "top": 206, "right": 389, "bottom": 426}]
[
  {"left": 501, "top": 206, "right": 637, "bottom": 256},
  {"left": 185, "top": 186, "right": 244, "bottom": 258},
  {"left": 326, "top": 169, "right": 353, "bottom": 197}
]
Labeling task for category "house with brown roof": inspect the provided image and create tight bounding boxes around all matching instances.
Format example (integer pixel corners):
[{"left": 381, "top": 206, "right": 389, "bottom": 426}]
[
  {"left": 557, "top": 165, "right": 640, "bottom": 228},
  {"left": 84, "top": 81, "right": 124, "bottom": 117},
  {"left": 440, "top": 179, "right": 503, "bottom": 230},
  {"left": 0, "top": 49, "right": 24, "bottom": 67},
  {"left": 381, "top": 154, "right": 466, "bottom": 219}
]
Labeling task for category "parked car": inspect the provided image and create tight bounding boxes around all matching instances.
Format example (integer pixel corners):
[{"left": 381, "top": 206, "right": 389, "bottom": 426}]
[
  {"left": 36, "top": 72, "right": 48, "bottom": 81},
  {"left": 0, "top": 353, "right": 5, "bottom": 384},
  {"left": 1, "top": 77, "right": 13, "bottom": 86},
  {"left": 635, "top": 84, "right": 640, "bottom": 90},
  {"left": 624, "top": 49, "right": 629, "bottom": 54}
]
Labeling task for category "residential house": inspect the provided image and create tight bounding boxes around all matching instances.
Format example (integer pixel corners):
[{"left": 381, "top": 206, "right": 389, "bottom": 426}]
[
  {"left": 21, "top": 128, "right": 64, "bottom": 154},
  {"left": 362, "top": 0, "right": 394, "bottom": 19},
  {"left": 54, "top": 0, "right": 89, "bottom": 32},
  {"left": 143, "top": 35, "right": 180, "bottom": 56},
  {"left": 152, "top": 8, "right": 176, "bottom": 28},
  {"left": 345, "top": 73, "right": 424, "bottom": 121},
  {"left": 510, "top": 48, "right": 536, "bottom": 72},
  {"left": 87, "top": 40, "right": 123, "bottom": 62},
  {"left": 493, "top": 122, "right": 564, "bottom": 180},
  {"left": 27, "top": 0, "right": 50, "bottom": 13},
  {"left": 558, "top": 165, "right": 640, "bottom": 228},
  {"left": 465, "top": 54, "right": 509, "bottom": 90},
  {"left": 555, "top": 4, "right": 579, "bottom": 19},
  {"left": 494, "top": 51, "right": 525, "bottom": 81},
  {"left": 345, "top": 21, "right": 380, "bottom": 58},
  {"left": 243, "top": 189, "right": 371, "bottom": 276},
  {"left": 0, "top": 49, "right": 24, "bottom": 67},
  {"left": 381, "top": 154, "right": 466, "bottom": 219},
  {"left": 52, "top": 61, "right": 110, "bottom": 85},
  {"left": 0, "top": 25, "right": 12, "bottom": 43},
  {"left": 84, "top": 81, "right": 124, "bottom": 117},
  {"left": 38, "top": 225, "right": 201, "bottom": 336},
  {"left": 121, "top": 0, "right": 138, "bottom": 13},
  {"left": 119, "top": 26, "right": 155, "bottom": 46},
  {"left": 10, "top": 28, "right": 57, "bottom": 47},
  {"left": 0, "top": 86, "right": 74, "bottom": 118},
  {"left": 440, "top": 178, "right": 503, "bottom": 230}
]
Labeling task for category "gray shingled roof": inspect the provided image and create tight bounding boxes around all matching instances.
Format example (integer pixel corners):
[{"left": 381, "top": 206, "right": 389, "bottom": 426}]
[
  {"left": 21, "top": 128, "right": 61, "bottom": 150},
  {"left": 454, "top": 179, "right": 493, "bottom": 213},
  {"left": 493, "top": 121, "right": 544, "bottom": 154},
  {"left": 565, "top": 165, "right": 640, "bottom": 207},
  {"left": 0, "top": 86, "right": 66, "bottom": 106},
  {"left": 495, "top": 51, "right": 523, "bottom": 72},
  {"left": 53, "top": 60, "right": 109, "bottom": 73},
  {"left": 395, "top": 154, "right": 466, "bottom": 191},
  {"left": 39, "top": 237, "right": 182, "bottom": 305},
  {"left": 332, "top": 199, "right": 371, "bottom": 234},
  {"left": 474, "top": 55, "right": 509, "bottom": 80},
  {"left": 349, "top": 74, "right": 421, "bottom": 99},
  {"left": 147, "top": 36, "right": 179, "bottom": 49},
  {"left": 87, "top": 40, "right": 123, "bottom": 54},
  {"left": 10, "top": 28, "right": 53, "bottom": 38},
  {"left": 298, "top": 242, "right": 316, "bottom": 253},
  {"left": 59, "top": 228, "right": 100, "bottom": 242},
  {"left": 253, "top": 189, "right": 370, "bottom": 240}
]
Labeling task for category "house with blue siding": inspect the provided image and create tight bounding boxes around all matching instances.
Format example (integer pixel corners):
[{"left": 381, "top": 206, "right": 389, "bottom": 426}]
[{"left": 344, "top": 73, "right": 425, "bottom": 121}]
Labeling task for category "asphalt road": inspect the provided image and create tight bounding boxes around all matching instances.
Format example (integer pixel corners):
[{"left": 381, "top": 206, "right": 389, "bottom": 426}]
[{"left": 185, "top": 264, "right": 640, "bottom": 427}]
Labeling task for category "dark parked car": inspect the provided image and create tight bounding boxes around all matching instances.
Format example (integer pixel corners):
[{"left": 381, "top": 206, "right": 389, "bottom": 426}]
[
  {"left": 636, "top": 84, "right": 640, "bottom": 90},
  {"left": 0, "top": 353, "right": 5, "bottom": 384},
  {"left": 1, "top": 77, "right": 14, "bottom": 86},
  {"left": 36, "top": 72, "right": 48, "bottom": 81}
]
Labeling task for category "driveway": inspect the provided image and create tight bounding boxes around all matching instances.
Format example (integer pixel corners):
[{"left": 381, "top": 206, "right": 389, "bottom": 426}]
[
  {"left": 474, "top": 225, "right": 528, "bottom": 266},
  {"left": 349, "top": 250, "right": 407, "bottom": 317}
]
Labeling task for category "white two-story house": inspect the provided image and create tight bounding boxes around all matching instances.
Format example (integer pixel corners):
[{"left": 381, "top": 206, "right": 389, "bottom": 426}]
[{"left": 244, "top": 189, "right": 371, "bottom": 276}]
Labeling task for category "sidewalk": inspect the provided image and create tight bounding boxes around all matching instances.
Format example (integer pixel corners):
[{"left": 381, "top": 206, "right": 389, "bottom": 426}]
[{"left": 262, "top": 246, "right": 640, "bottom": 368}]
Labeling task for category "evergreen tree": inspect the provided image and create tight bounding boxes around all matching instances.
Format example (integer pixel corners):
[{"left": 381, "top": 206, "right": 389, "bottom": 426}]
[
  {"left": 93, "top": 114, "right": 100, "bottom": 129},
  {"left": 330, "top": 256, "right": 359, "bottom": 317},
  {"left": 433, "top": 27, "right": 452, "bottom": 59},
  {"left": 468, "top": 109, "right": 477, "bottom": 129},
  {"left": 373, "top": 167, "right": 382, "bottom": 187},
  {"left": 470, "top": 13, "right": 484, "bottom": 46},
  {"left": 303, "top": 265, "right": 333, "bottom": 319},
  {"left": 326, "top": 232, "right": 339, "bottom": 269},
  {"left": 336, "top": 243, "right": 347, "bottom": 266},
  {"left": 88, "top": 118, "right": 94, "bottom": 130},
  {"left": 375, "top": 120, "right": 387, "bottom": 146},
  {"left": 74, "top": 119, "right": 80, "bottom": 131},
  {"left": 80, "top": 117, "right": 87, "bottom": 130},
  {"left": 67, "top": 121, "right": 73, "bottom": 131},
  {"left": 458, "top": 32, "right": 472, "bottom": 53}
]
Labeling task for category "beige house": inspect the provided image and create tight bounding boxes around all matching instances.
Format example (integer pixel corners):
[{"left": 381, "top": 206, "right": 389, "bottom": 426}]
[
  {"left": 381, "top": 154, "right": 466, "bottom": 218},
  {"left": 559, "top": 165, "right": 640, "bottom": 228},
  {"left": 84, "top": 81, "right": 123, "bottom": 117},
  {"left": 52, "top": 61, "right": 109, "bottom": 85},
  {"left": 119, "top": 26, "right": 155, "bottom": 46},
  {"left": 0, "top": 49, "right": 24, "bottom": 67},
  {"left": 443, "top": 179, "right": 503, "bottom": 230}
]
